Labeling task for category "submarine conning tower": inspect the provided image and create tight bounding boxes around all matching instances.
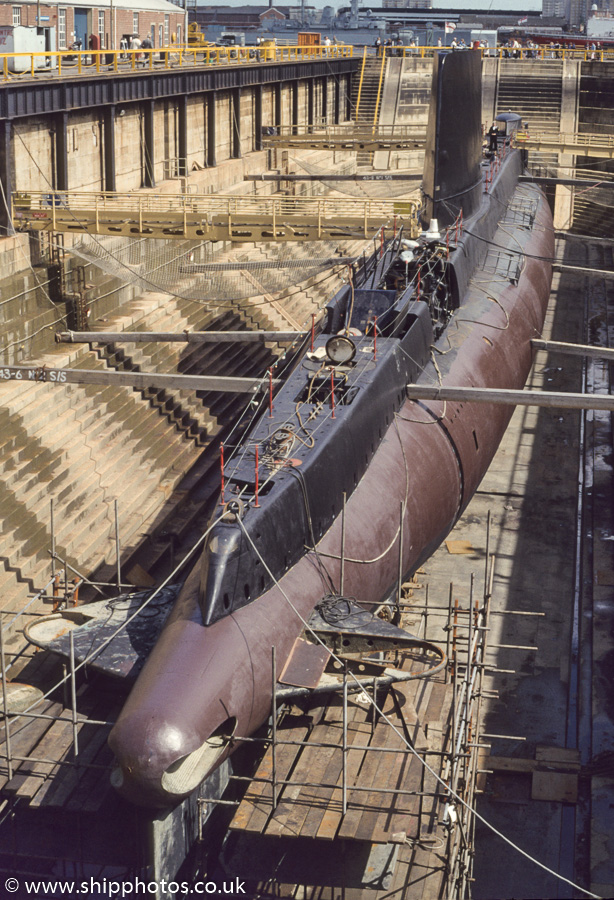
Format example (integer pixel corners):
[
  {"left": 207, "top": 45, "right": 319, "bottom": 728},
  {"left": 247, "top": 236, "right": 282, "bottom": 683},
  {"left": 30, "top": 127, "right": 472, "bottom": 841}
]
[{"left": 422, "top": 49, "right": 484, "bottom": 229}]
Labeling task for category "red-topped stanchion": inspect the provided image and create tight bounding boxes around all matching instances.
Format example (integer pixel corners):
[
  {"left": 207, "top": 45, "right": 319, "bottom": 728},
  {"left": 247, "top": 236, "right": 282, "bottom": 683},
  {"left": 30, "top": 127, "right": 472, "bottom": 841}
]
[
  {"left": 330, "top": 368, "right": 336, "bottom": 419},
  {"left": 373, "top": 315, "right": 378, "bottom": 361},
  {"left": 269, "top": 367, "right": 274, "bottom": 418},
  {"left": 254, "top": 443, "right": 260, "bottom": 507}
]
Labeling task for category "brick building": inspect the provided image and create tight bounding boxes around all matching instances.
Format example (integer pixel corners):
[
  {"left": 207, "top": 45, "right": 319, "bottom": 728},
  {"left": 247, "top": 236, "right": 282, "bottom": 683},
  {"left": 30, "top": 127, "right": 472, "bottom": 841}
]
[{"left": 0, "top": 0, "right": 186, "bottom": 51}]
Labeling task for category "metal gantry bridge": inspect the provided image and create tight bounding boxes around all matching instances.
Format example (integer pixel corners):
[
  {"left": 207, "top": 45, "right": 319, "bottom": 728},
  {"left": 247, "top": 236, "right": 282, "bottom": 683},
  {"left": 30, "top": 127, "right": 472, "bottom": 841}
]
[
  {"left": 260, "top": 124, "right": 427, "bottom": 151},
  {"left": 12, "top": 191, "right": 420, "bottom": 242},
  {"left": 514, "top": 130, "right": 614, "bottom": 159}
]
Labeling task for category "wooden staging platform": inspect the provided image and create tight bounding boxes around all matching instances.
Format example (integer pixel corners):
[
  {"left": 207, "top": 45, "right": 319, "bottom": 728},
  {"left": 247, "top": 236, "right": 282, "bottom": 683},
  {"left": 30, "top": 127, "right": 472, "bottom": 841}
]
[{"left": 226, "top": 662, "right": 454, "bottom": 898}]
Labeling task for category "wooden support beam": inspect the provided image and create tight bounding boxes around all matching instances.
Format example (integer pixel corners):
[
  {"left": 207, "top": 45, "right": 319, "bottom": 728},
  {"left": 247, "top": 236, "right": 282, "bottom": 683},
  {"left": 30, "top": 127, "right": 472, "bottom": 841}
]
[
  {"left": 406, "top": 384, "right": 614, "bottom": 412},
  {"left": 0, "top": 365, "right": 279, "bottom": 394},
  {"left": 56, "top": 330, "right": 304, "bottom": 344}
]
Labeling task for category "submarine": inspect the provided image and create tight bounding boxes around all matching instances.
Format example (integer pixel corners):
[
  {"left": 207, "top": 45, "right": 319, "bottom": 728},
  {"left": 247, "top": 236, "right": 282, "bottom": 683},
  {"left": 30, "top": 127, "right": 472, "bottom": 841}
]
[{"left": 104, "top": 50, "right": 554, "bottom": 807}]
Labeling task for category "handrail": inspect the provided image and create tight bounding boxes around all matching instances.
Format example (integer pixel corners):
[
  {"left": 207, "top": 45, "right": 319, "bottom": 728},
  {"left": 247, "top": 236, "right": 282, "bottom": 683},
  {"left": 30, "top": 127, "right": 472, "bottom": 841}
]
[
  {"left": 0, "top": 43, "right": 354, "bottom": 82},
  {"left": 1, "top": 44, "right": 613, "bottom": 83},
  {"left": 355, "top": 45, "right": 368, "bottom": 120},
  {"left": 373, "top": 48, "right": 387, "bottom": 131},
  {"left": 14, "top": 189, "right": 419, "bottom": 217},
  {"left": 12, "top": 189, "right": 421, "bottom": 242}
]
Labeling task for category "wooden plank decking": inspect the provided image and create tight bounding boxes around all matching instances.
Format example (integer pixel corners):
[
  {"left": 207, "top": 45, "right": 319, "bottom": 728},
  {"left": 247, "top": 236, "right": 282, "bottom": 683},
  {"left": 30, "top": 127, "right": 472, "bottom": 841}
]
[{"left": 229, "top": 659, "right": 454, "bottom": 899}]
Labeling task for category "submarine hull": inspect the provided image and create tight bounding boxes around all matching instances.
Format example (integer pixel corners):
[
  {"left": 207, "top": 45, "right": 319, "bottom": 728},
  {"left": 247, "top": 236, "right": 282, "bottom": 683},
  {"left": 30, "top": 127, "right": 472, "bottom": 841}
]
[{"left": 108, "top": 179, "right": 554, "bottom": 808}]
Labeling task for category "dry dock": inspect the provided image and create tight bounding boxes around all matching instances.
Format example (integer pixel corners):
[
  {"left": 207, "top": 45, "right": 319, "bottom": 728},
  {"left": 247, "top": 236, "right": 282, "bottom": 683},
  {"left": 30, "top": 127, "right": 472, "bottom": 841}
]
[{"left": 1, "top": 51, "right": 614, "bottom": 900}]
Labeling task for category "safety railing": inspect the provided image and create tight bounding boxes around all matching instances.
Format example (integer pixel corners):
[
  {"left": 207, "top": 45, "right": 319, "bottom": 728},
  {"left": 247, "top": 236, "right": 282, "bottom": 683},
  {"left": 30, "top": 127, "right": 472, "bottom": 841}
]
[
  {"left": 377, "top": 44, "right": 614, "bottom": 62},
  {"left": 262, "top": 122, "right": 425, "bottom": 139},
  {"left": 13, "top": 189, "right": 418, "bottom": 219},
  {"left": 0, "top": 43, "right": 354, "bottom": 82},
  {"left": 3, "top": 43, "right": 614, "bottom": 82},
  {"left": 12, "top": 189, "right": 421, "bottom": 242}
]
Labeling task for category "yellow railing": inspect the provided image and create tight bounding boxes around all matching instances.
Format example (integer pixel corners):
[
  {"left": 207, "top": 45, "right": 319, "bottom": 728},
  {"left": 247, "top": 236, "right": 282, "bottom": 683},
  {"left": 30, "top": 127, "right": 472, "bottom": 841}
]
[
  {"left": 378, "top": 45, "right": 614, "bottom": 62},
  {"left": 355, "top": 46, "right": 368, "bottom": 120},
  {"left": 2, "top": 43, "right": 613, "bottom": 82},
  {"left": 0, "top": 43, "right": 354, "bottom": 82},
  {"left": 514, "top": 130, "right": 614, "bottom": 158}
]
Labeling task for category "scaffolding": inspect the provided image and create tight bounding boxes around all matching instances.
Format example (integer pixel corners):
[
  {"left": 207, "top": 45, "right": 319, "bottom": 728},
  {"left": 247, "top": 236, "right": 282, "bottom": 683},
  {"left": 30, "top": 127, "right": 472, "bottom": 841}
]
[
  {"left": 1, "top": 504, "right": 497, "bottom": 898},
  {"left": 204, "top": 539, "right": 499, "bottom": 898}
]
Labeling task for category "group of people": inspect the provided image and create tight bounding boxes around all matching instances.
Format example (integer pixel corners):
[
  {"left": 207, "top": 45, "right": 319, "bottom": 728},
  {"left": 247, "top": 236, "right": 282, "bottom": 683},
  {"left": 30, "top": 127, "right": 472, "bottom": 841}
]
[
  {"left": 374, "top": 35, "right": 413, "bottom": 55},
  {"left": 118, "top": 35, "right": 153, "bottom": 58}
]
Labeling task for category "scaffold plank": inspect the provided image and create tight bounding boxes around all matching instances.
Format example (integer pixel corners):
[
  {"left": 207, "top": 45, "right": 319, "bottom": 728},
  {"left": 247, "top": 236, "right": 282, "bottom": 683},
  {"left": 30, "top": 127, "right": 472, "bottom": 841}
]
[
  {"left": 67, "top": 739, "right": 115, "bottom": 812},
  {"left": 13, "top": 711, "right": 74, "bottom": 804},
  {"left": 515, "top": 130, "right": 614, "bottom": 159},
  {"left": 260, "top": 124, "right": 426, "bottom": 152},
  {"left": 0, "top": 700, "right": 63, "bottom": 793},
  {"left": 0, "top": 364, "right": 274, "bottom": 394},
  {"left": 230, "top": 714, "right": 313, "bottom": 834},
  {"left": 265, "top": 718, "right": 339, "bottom": 838},
  {"left": 336, "top": 718, "right": 405, "bottom": 842},
  {"left": 301, "top": 714, "right": 372, "bottom": 840}
]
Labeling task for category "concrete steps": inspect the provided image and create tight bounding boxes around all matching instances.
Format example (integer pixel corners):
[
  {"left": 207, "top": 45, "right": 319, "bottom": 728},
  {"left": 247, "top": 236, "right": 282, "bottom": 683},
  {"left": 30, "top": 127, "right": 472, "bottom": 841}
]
[{"left": 496, "top": 59, "right": 563, "bottom": 180}]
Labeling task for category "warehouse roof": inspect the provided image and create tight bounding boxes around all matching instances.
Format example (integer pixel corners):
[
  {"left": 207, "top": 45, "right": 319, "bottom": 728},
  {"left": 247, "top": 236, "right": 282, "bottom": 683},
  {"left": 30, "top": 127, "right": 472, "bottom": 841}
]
[{"left": 17, "top": 0, "right": 185, "bottom": 12}]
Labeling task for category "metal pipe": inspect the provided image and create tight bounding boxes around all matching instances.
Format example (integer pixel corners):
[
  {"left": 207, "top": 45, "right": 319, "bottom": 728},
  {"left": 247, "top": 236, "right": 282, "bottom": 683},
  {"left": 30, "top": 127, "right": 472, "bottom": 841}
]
[
  {"left": 342, "top": 665, "right": 348, "bottom": 815},
  {"left": 114, "top": 499, "right": 121, "bottom": 595},
  {"left": 271, "top": 645, "right": 278, "bottom": 809},
  {"left": 340, "top": 492, "right": 346, "bottom": 594},
  {"left": 50, "top": 498, "right": 55, "bottom": 578},
  {"left": 446, "top": 582, "right": 453, "bottom": 683},
  {"left": 406, "top": 383, "right": 614, "bottom": 411},
  {"left": 47, "top": 551, "right": 112, "bottom": 596},
  {"left": 69, "top": 630, "right": 79, "bottom": 757},
  {"left": 57, "top": 330, "right": 304, "bottom": 344},
  {"left": 0, "top": 620, "right": 13, "bottom": 780}
]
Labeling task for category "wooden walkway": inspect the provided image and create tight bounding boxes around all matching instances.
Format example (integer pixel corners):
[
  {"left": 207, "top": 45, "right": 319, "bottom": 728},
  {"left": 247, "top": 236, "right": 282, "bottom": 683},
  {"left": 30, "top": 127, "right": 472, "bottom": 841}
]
[
  {"left": 228, "top": 661, "right": 453, "bottom": 898},
  {"left": 0, "top": 653, "right": 118, "bottom": 814}
]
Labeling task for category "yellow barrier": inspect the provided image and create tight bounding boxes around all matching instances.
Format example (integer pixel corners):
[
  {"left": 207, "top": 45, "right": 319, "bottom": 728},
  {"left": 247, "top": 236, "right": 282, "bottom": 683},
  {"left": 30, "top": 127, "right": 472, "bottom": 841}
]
[
  {"left": 0, "top": 44, "right": 354, "bottom": 82},
  {"left": 2, "top": 43, "right": 613, "bottom": 82}
]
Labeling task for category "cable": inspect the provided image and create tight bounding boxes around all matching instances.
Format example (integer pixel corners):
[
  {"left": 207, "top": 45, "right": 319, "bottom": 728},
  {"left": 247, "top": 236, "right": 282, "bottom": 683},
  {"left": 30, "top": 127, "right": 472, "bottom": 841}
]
[{"left": 236, "top": 518, "right": 603, "bottom": 900}]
